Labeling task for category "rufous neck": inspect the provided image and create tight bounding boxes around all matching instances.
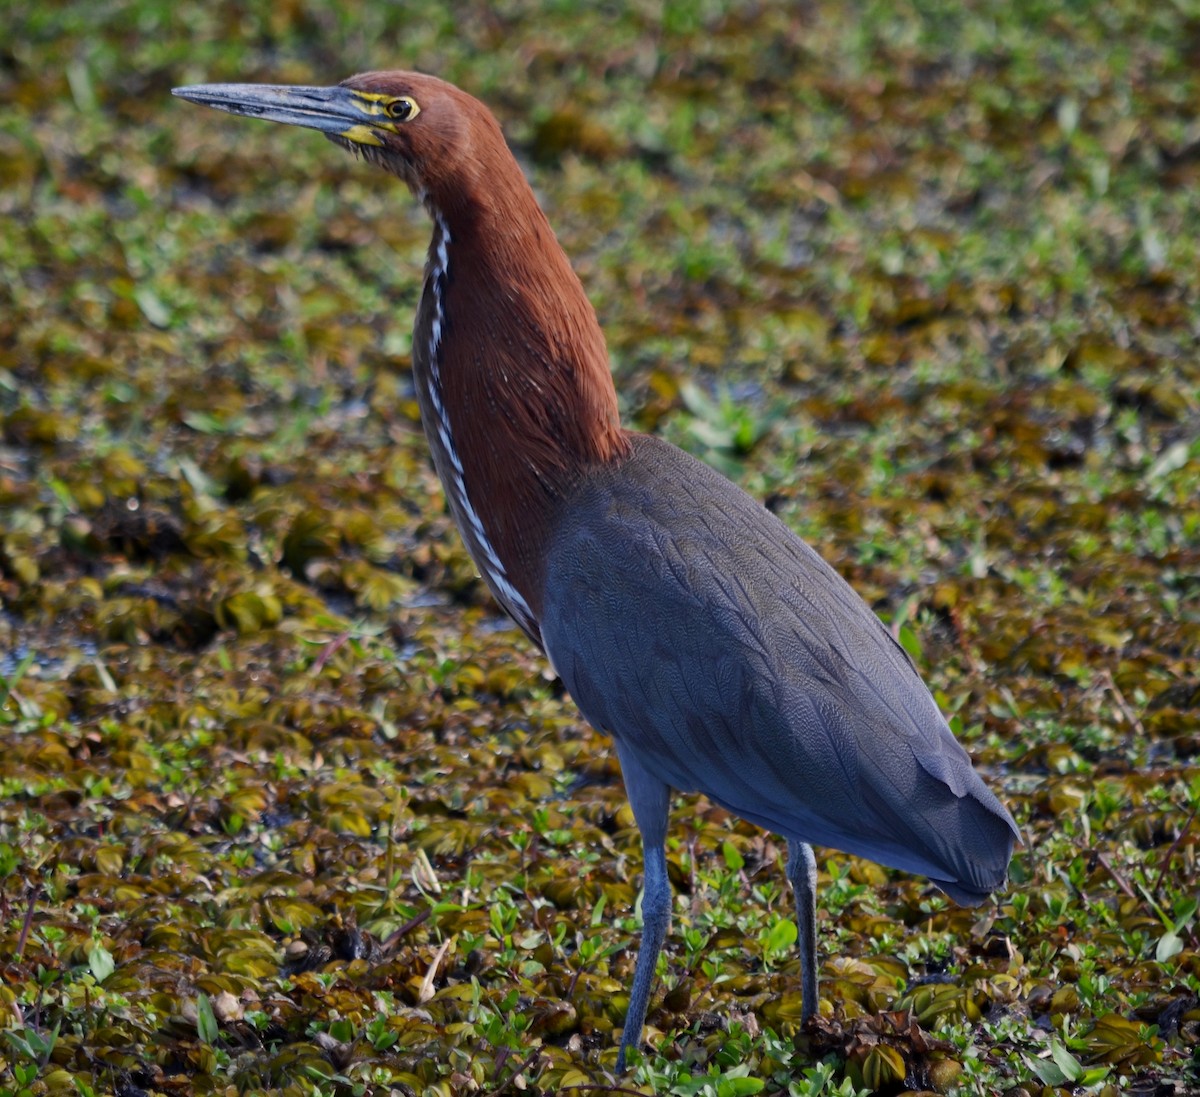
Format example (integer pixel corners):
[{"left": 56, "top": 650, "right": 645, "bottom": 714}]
[
  {"left": 430, "top": 168, "right": 625, "bottom": 467},
  {"left": 409, "top": 151, "right": 629, "bottom": 640}
]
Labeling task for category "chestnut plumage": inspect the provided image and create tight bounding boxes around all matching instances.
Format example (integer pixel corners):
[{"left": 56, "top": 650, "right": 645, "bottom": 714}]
[{"left": 174, "top": 72, "right": 1019, "bottom": 1071}]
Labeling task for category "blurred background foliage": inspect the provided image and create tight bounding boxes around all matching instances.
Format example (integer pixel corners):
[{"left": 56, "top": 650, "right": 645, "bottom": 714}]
[{"left": 0, "top": 0, "right": 1198, "bottom": 1094}]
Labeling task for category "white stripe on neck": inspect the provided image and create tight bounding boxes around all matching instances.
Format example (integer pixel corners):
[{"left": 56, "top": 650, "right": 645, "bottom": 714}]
[{"left": 424, "top": 211, "right": 535, "bottom": 633}]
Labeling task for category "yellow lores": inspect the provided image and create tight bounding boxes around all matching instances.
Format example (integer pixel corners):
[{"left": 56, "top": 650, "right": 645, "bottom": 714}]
[
  {"left": 339, "top": 95, "right": 420, "bottom": 146},
  {"left": 338, "top": 123, "right": 384, "bottom": 146}
]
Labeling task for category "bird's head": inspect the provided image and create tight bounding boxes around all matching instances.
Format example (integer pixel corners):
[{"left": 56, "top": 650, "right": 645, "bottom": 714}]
[{"left": 173, "top": 71, "right": 499, "bottom": 206}]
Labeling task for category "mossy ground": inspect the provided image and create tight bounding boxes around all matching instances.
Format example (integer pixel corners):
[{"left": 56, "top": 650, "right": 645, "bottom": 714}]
[{"left": 1, "top": 2, "right": 1198, "bottom": 1095}]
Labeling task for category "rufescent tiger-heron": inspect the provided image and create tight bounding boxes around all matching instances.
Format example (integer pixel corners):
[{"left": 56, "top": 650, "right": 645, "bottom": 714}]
[{"left": 173, "top": 71, "right": 1019, "bottom": 1071}]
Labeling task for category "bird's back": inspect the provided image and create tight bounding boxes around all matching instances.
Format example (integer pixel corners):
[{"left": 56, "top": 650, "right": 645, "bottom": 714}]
[{"left": 541, "top": 433, "right": 1017, "bottom": 904}]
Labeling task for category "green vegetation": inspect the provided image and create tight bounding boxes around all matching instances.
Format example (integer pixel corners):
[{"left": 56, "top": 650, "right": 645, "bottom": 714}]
[{"left": 2, "top": 0, "right": 1198, "bottom": 1093}]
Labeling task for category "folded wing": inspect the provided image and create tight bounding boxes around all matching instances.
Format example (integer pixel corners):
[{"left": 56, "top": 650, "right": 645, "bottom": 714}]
[{"left": 541, "top": 434, "right": 1018, "bottom": 903}]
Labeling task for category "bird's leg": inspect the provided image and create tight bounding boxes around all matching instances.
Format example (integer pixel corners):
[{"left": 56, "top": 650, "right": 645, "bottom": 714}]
[
  {"left": 613, "top": 743, "right": 672, "bottom": 1073},
  {"left": 787, "top": 840, "right": 819, "bottom": 1021}
]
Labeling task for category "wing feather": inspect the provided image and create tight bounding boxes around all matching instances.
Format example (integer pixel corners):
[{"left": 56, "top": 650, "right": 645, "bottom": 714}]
[{"left": 542, "top": 435, "right": 1018, "bottom": 901}]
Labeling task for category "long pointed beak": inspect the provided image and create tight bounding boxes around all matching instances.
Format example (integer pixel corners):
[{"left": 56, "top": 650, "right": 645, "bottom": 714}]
[{"left": 172, "top": 83, "right": 378, "bottom": 143}]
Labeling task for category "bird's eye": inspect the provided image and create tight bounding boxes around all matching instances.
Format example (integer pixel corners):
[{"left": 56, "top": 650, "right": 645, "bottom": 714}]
[{"left": 384, "top": 96, "right": 419, "bottom": 121}]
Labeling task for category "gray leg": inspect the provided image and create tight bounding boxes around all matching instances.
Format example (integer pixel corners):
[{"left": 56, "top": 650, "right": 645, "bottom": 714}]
[
  {"left": 614, "top": 743, "right": 672, "bottom": 1073},
  {"left": 787, "top": 840, "right": 819, "bottom": 1021}
]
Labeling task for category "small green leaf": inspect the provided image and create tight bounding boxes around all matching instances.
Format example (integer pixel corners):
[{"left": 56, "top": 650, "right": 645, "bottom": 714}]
[
  {"left": 0, "top": 650, "right": 36, "bottom": 709},
  {"left": 2, "top": 1029, "right": 38, "bottom": 1060},
  {"left": 182, "top": 410, "right": 239, "bottom": 435},
  {"left": 718, "top": 1078, "right": 765, "bottom": 1097},
  {"left": 0, "top": 842, "right": 20, "bottom": 877},
  {"left": 134, "top": 285, "right": 171, "bottom": 328},
  {"left": 722, "top": 840, "right": 745, "bottom": 871},
  {"left": 196, "top": 992, "right": 219, "bottom": 1045},
  {"left": 1056, "top": 96, "right": 1080, "bottom": 137},
  {"left": 897, "top": 622, "right": 923, "bottom": 660},
  {"left": 1027, "top": 1057, "right": 1067, "bottom": 1086},
  {"left": 1050, "top": 1038, "right": 1084, "bottom": 1081},
  {"left": 87, "top": 943, "right": 115, "bottom": 984},
  {"left": 1156, "top": 930, "right": 1183, "bottom": 962},
  {"left": 764, "top": 918, "right": 798, "bottom": 954}
]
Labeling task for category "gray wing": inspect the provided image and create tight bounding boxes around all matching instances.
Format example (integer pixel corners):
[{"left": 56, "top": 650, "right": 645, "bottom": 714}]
[{"left": 541, "top": 435, "right": 1017, "bottom": 903}]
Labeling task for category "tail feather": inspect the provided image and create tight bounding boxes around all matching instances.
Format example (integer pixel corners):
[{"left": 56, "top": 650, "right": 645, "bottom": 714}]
[{"left": 850, "top": 737, "right": 1018, "bottom": 903}]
